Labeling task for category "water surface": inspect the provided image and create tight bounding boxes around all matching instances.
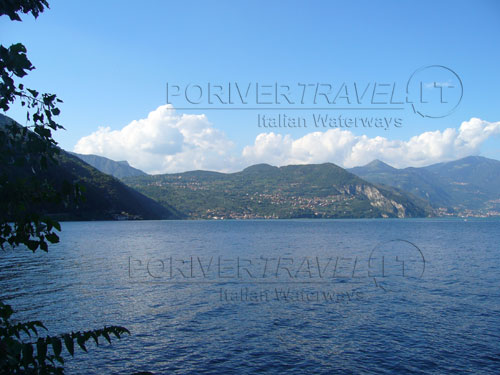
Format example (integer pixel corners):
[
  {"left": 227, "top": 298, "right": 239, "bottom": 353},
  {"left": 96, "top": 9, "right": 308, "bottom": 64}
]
[{"left": 1, "top": 219, "right": 499, "bottom": 374}]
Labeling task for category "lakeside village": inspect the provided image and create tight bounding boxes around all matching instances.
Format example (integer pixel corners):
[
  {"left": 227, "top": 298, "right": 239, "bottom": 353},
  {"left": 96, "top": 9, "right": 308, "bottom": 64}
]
[{"left": 153, "top": 179, "right": 500, "bottom": 220}]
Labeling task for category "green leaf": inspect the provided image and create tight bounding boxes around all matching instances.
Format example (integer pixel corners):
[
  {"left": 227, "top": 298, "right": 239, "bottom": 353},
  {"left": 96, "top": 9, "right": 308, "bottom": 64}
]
[
  {"left": 90, "top": 331, "right": 99, "bottom": 345},
  {"left": 36, "top": 338, "right": 47, "bottom": 360},
  {"left": 0, "top": 302, "right": 14, "bottom": 320},
  {"left": 26, "top": 240, "right": 39, "bottom": 251},
  {"left": 53, "top": 221, "right": 61, "bottom": 231},
  {"left": 46, "top": 232, "right": 59, "bottom": 243},
  {"left": 63, "top": 334, "right": 74, "bottom": 356},
  {"left": 52, "top": 337, "right": 62, "bottom": 358},
  {"left": 40, "top": 240, "right": 48, "bottom": 251},
  {"left": 27, "top": 88, "right": 39, "bottom": 98},
  {"left": 76, "top": 334, "right": 87, "bottom": 352},
  {"left": 102, "top": 330, "right": 111, "bottom": 344}
]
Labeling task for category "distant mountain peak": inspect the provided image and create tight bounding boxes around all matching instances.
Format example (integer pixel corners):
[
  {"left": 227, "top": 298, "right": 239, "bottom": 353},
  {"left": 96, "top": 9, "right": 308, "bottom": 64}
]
[
  {"left": 242, "top": 163, "right": 278, "bottom": 173},
  {"left": 457, "top": 155, "right": 490, "bottom": 164},
  {"left": 350, "top": 154, "right": 500, "bottom": 216},
  {"left": 462, "top": 155, "right": 481, "bottom": 160},
  {"left": 70, "top": 152, "right": 147, "bottom": 178},
  {"left": 366, "top": 159, "right": 395, "bottom": 169},
  {"left": 349, "top": 159, "right": 396, "bottom": 173}
]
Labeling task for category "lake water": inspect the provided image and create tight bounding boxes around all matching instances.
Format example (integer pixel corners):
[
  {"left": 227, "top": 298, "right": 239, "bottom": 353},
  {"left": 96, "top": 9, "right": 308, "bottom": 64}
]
[{"left": 1, "top": 219, "right": 499, "bottom": 374}]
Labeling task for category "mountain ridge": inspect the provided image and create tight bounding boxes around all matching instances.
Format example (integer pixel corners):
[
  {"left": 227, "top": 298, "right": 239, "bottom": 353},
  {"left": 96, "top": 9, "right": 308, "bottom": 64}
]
[
  {"left": 70, "top": 152, "right": 147, "bottom": 178},
  {"left": 0, "top": 114, "right": 178, "bottom": 220},
  {"left": 348, "top": 155, "right": 500, "bottom": 216},
  {"left": 124, "top": 162, "right": 434, "bottom": 219}
]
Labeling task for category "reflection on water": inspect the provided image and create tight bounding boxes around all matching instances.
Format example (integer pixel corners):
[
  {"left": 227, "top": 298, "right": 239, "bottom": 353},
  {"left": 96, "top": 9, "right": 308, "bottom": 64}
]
[{"left": 1, "top": 219, "right": 499, "bottom": 374}]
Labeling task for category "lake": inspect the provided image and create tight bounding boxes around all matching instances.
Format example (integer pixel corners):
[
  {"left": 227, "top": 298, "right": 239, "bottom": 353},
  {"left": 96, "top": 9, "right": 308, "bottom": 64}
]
[{"left": 1, "top": 219, "right": 499, "bottom": 374}]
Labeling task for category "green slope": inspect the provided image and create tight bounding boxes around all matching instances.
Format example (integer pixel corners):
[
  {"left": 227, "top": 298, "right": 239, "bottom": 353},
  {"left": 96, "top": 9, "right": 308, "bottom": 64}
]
[
  {"left": 0, "top": 114, "right": 179, "bottom": 221},
  {"left": 349, "top": 160, "right": 452, "bottom": 208},
  {"left": 50, "top": 152, "right": 180, "bottom": 220},
  {"left": 124, "top": 163, "right": 433, "bottom": 219},
  {"left": 349, "top": 156, "right": 500, "bottom": 215}
]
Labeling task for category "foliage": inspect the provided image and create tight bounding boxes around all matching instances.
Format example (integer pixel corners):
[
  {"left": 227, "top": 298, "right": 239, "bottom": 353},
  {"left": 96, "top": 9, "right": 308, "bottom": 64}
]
[
  {"left": 0, "top": 301, "right": 130, "bottom": 374},
  {"left": 0, "top": 0, "right": 49, "bottom": 21},
  {"left": 0, "top": 2, "right": 133, "bottom": 374},
  {"left": 0, "top": 38, "right": 78, "bottom": 251},
  {"left": 0, "top": 1, "right": 81, "bottom": 253}
]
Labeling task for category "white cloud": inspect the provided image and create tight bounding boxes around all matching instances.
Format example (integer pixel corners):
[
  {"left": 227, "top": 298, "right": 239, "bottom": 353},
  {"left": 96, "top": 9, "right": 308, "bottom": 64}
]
[
  {"left": 74, "top": 105, "right": 237, "bottom": 174},
  {"left": 75, "top": 107, "right": 500, "bottom": 174},
  {"left": 243, "top": 118, "right": 500, "bottom": 169}
]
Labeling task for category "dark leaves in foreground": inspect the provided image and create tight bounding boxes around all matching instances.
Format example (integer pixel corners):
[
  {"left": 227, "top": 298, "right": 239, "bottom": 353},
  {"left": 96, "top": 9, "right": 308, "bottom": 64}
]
[
  {"left": 0, "top": 3, "right": 133, "bottom": 375},
  {"left": 0, "top": 0, "right": 49, "bottom": 21},
  {"left": 0, "top": 301, "right": 130, "bottom": 374}
]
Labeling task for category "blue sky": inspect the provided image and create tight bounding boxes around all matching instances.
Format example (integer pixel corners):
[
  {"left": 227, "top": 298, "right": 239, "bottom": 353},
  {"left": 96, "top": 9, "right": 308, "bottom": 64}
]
[{"left": 1, "top": 0, "right": 500, "bottom": 173}]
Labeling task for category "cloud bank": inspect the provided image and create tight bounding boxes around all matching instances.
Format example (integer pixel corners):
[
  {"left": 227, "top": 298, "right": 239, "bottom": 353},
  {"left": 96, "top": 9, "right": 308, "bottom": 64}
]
[
  {"left": 74, "top": 105, "right": 236, "bottom": 174},
  {"left": 243, "top": 117, "right": 500, "bottom": 168},
  {"left": 74, "top": 105, "right": 500, "bottom": 173}
]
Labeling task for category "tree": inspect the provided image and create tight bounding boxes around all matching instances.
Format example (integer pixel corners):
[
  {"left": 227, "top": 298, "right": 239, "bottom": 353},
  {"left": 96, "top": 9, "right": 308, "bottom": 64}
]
[
  {"left": 0, "top": 1, "right": 70, "bottom": 252},
  {"left": 0, "top": 2, "right": 134, "bottom": 373}
]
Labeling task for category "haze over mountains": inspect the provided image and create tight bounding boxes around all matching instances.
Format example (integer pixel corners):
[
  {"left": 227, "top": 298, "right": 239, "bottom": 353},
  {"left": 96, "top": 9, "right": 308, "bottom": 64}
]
[
  {"left": 3, "top": 112, "right": 500, "bottom": 220},
  {"left": 71, "top": 152, "right": 146, "bottom": 178},
  {"left": 123, "top": 163, "right": 432, "bottom": 219},
  {"left": 71, "top": 145, "right": 500, "bottom": 219},
  {"left": 349, "top": 156, "right": 500, "bottom": 216}
]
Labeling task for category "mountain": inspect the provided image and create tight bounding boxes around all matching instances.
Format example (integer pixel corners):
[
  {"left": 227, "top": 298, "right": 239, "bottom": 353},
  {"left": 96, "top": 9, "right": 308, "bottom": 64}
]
[
  {"left": 70, "top": 152, "right": 147, "bottom": 178},
  {"left": 0, "top": 114, "right": 178, "bottom": 220},
  {"left": 349, "top": 156, "right": 500, "bottom": 216},
  {"left": 350, "top": 159, "right": 397, "bottom": 174},
  {"left": 49, "top": 152, "right": 180, "bottom": 220},
  {"left": 124, "top": 163, "right": 434, "bottom": 219},
  {"left": 349, "top": 160, "right": 452, "bottom": 208}
]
